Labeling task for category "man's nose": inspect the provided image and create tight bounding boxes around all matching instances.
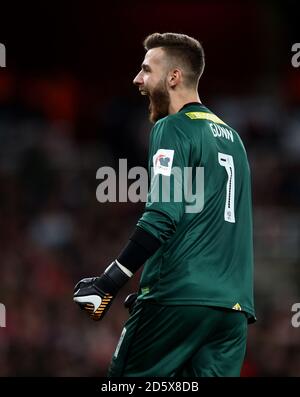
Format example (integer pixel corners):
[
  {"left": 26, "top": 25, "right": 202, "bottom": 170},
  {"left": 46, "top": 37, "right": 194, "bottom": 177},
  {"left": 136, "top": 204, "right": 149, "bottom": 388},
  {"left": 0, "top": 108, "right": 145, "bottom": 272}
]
[{"left": 133, "top": 71, "right": 143, "bottom": 85}]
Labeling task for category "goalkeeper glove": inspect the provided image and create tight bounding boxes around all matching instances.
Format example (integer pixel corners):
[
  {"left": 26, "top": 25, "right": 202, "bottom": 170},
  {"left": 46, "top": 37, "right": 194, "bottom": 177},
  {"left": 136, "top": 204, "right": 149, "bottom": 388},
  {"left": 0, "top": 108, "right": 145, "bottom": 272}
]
[{"left": 73, "top": 260, "right": 132, "bottom": 321}]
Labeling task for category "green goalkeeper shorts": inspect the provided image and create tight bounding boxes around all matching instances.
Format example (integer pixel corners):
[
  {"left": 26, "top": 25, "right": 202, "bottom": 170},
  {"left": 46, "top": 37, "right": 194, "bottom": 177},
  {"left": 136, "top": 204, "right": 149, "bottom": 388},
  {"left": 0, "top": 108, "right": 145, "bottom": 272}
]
[{"left": 108, "top": 301, "right": 248, "bottom": 377}]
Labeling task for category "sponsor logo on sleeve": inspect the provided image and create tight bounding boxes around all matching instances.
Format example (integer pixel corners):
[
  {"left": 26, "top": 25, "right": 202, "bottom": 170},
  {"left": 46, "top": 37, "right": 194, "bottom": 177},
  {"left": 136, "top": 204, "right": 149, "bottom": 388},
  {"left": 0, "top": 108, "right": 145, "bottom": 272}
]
[{"left": 153, "top": 149, "right": 174, "bottom": 176}]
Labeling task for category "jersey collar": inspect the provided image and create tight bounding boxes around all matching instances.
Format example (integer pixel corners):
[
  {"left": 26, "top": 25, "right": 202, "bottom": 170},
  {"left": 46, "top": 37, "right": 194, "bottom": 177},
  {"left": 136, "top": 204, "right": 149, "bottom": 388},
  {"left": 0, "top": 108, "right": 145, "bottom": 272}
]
[{"left": 178, "top": 102, "right": 205, "bottom": 113}]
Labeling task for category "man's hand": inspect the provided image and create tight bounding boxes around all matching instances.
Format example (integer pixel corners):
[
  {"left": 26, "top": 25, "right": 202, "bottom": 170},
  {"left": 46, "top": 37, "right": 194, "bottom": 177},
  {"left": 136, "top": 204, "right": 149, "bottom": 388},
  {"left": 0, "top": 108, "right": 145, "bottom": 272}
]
[
  {"left": 73, "top": 277, "right": 114, "bottom": 321},
  {"left": 73, "top": 260, "right": 132, "bottom": 321},
  {"left": 124, "top": 293, "right": 138, "bottom": 314}
]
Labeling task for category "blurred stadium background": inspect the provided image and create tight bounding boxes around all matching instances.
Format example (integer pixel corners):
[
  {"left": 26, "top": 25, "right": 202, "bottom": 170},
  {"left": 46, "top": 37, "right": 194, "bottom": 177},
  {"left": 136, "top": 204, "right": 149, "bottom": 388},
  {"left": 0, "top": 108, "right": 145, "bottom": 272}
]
[{"left": 0, "top": 1, "right": 299, "bottom": 376}]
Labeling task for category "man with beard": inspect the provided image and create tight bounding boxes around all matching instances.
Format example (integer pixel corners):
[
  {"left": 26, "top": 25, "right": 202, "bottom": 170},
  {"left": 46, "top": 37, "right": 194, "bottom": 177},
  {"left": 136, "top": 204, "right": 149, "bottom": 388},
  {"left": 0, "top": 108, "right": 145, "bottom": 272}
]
[{"left": 73, "top": 33, "right": 255, "bottom": 377}]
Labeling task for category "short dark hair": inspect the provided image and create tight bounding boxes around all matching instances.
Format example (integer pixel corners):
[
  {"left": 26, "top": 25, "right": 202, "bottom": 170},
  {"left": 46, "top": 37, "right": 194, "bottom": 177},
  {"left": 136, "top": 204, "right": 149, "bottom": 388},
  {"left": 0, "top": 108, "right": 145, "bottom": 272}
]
[{"left": 143, "top": 32, "right": 205, "bottom": 87}]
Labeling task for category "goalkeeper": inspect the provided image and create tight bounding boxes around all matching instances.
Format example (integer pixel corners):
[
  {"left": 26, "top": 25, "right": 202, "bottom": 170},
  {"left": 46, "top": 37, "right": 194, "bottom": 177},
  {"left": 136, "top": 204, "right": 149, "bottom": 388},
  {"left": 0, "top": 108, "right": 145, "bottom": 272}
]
[{"left": 73, "top": 32, "right": 255, "bottom": 377}]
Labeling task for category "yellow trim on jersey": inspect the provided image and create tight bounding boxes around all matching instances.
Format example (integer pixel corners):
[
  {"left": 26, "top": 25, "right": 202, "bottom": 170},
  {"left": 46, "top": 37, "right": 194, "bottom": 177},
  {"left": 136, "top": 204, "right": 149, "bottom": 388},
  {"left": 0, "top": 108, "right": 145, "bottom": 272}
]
[{"left": 185, "top": 111, "right": 226, "bottom": 125}]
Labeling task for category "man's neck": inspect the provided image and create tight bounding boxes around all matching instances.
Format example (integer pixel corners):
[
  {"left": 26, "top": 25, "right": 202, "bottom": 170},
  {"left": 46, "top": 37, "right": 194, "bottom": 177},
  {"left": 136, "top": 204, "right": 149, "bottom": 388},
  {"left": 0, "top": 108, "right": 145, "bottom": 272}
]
[{"left": 168, "top": 91, "right": 201, "bottom": 115}]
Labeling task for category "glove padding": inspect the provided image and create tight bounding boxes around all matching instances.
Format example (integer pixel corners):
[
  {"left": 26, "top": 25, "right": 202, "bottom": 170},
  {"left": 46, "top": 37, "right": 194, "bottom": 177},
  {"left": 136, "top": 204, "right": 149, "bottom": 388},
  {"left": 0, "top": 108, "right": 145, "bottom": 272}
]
[
  {"left": 73, "top": 261, "right": 131, "bottom": 321},
  {"left": 73, "top": 277, "right": 114, "bottom": 321}
]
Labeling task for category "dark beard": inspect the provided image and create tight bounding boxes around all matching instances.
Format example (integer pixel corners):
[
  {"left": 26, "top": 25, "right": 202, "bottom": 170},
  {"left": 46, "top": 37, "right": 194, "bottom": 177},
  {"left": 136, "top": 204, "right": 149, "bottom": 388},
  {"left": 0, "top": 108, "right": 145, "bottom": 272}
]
[{"left": 148, "top": 81, "right": 170, "bottom": 123}]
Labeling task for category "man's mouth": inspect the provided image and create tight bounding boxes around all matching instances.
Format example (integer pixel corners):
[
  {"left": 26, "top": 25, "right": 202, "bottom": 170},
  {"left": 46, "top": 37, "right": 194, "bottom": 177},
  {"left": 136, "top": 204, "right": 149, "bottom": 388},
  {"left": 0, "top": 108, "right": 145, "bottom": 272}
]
[{"left": 139, "top": 89, "right": 149, "bottom": 96}]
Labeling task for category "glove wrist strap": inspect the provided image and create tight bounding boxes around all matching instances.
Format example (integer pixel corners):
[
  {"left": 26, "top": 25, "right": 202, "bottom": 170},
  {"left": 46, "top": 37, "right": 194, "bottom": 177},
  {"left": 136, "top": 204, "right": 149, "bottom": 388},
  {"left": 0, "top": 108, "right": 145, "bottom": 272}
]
[{"left": 95, "top": 260, "right": 131, "bottom": 294}]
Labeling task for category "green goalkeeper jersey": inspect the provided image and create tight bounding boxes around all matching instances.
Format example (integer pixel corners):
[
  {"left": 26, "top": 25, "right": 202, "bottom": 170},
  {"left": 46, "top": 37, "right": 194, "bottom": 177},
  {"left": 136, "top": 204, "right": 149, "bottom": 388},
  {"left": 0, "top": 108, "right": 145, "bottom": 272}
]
[{"left": 137, "top": 103, "right": 255, "bottom": 322}]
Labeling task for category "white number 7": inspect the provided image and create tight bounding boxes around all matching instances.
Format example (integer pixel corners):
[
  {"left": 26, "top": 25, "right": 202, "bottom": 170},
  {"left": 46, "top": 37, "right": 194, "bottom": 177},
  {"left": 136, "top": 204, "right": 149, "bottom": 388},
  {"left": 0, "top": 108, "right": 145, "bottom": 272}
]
[{"left": 218, "top": 152, "right": 235, "bottom": 223}]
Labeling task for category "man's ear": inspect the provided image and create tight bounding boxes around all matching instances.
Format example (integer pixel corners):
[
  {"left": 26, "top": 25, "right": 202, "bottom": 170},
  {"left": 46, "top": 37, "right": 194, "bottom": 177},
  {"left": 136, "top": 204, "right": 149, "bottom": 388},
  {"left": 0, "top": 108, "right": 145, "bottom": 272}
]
[{"left": 168, "top": 69, "right": 182, "bottom": 88}]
